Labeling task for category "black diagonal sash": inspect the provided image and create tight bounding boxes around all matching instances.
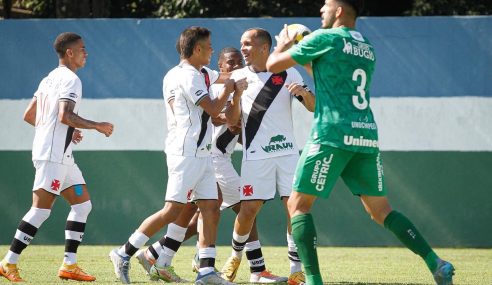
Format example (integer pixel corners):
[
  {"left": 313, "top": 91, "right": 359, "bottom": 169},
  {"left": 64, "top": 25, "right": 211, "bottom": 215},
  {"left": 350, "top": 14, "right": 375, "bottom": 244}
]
[
  {"left": 244, "top": 71, "right": 287, "bottom": 150},
  {"left": 197, "top": 68, "right": 211, "bottom": 147},
  {"left": 216, "top": 129, "right": 236, "bottom": 154}
]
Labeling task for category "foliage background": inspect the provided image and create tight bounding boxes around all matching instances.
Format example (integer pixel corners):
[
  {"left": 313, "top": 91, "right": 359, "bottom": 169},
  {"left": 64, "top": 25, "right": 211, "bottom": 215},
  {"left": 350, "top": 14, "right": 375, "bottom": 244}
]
[{"left": 1, "top": 0, "right": 491, "bottom": 18}]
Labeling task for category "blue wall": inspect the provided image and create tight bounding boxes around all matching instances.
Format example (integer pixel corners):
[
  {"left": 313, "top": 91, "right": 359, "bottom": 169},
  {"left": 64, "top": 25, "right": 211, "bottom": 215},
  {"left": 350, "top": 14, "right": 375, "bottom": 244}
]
[{"left": 1, "top": 17, "right": 491, "bottom": 100}]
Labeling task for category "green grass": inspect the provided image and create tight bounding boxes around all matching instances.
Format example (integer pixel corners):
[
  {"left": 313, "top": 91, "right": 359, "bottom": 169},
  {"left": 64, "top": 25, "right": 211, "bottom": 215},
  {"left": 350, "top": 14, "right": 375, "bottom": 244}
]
[{"left": 0, "top": 245, "right": 490, "bottom": 284}]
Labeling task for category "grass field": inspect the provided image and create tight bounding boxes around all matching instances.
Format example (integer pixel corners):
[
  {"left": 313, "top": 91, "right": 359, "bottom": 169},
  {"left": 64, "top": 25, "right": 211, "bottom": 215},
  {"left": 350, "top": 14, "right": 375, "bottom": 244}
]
[{"left": 0, "top": 245, "right": 490, "bottom": 284}]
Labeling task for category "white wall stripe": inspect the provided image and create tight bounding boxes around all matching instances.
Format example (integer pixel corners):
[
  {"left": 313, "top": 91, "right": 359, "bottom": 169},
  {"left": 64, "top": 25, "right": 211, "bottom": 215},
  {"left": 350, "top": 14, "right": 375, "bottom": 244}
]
[{"left": 1, "top": 97, "right": 491, "bottom": 151}]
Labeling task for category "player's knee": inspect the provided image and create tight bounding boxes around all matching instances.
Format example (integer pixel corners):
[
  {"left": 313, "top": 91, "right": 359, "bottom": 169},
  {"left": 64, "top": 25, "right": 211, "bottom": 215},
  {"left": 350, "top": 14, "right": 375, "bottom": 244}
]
[
  {"left": 238, "top": 203, "right": 261, "bottom": 220},
  {"left": 69, "top": 200, "right": 92, "bottom": 222},
  {"left": 24, "top": 207, "right": 52, "bottom": 227}
]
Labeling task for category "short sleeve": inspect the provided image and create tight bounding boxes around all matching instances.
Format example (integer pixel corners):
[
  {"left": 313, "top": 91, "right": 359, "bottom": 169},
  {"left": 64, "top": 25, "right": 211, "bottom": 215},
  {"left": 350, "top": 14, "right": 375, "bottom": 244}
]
[
  {"left": 288, "top": 29, "right": 335, "bottom": 65},
  {"left": 183, "top": 72, "right": 209, "bottom": 106},
  {"left": 59, "top": 77, "right": 82, "bottom": 103}
]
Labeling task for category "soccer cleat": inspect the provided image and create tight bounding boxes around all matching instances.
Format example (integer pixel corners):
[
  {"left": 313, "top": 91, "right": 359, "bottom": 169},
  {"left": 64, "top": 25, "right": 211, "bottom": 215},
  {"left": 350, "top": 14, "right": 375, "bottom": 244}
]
[
  {"left": 58, "top": 263, "right": 96, "bottom": 282},
  {"left": 433, "top": 260, "right": 455, "bottom": 285},
  {"left": 287, "top": 271, "right": 305, "bottom": 285},
  {"left": 220, "top": 256, "right": 241, "bottom": 281},
  {"left": 196, "top": 271, "right": 237, "bottom": 285},
  {"left": 135, "top": 248, "right": 158, "bottom": 280},
  {"left": 149, "top": 264, "right": 188, "bottom": 282},
  {"left": 0, "top": 261, "right": 24, "bottom": 282},
  {"left": 250, "top": 270, "right": 289, "bottom": 283},
  {"left": 192, "top": 252, "right": 200, "bottom": 273},
  {"left": 109, "top": 248, "right": 131, "bottom": 284}
]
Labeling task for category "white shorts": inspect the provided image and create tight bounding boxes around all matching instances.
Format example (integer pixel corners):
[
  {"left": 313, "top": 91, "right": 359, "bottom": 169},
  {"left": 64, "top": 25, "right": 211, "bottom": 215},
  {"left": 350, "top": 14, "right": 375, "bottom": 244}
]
[
  {"left": 32, "top": 160, "right": 85, "bottom": 195},
  {"left": 165, "top": 155, "right": 218, "bottom": 204},
  {"left": 212, "top": 155, "right": 241, "bottom": 210},
  {"left": 240, "top": 154, "right": 299, "bottom": 201}
]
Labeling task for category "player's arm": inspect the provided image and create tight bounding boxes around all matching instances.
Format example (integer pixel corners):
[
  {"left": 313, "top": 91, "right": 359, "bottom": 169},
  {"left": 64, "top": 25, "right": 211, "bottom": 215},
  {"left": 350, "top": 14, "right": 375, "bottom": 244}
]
[
  {"left": 212, "top": 112, "right": 227, "bottom": 126},
  {"left": 58, "top": 100, "right": 114, "bottom": 137},
  {"left": 267, "top": 24, "right": 299, "bottom": 74},
  {"left": 224, "top": 78, "right": 248, "bottom": 127},
  {"left": 200, "top": 78, "right": 238, "bottom": 117},
  {"left": 23, "top": 97, "right": 37, "bottom": 126},
  {"left": 287, "top": 83, "right": 315, "bottom": 112}
]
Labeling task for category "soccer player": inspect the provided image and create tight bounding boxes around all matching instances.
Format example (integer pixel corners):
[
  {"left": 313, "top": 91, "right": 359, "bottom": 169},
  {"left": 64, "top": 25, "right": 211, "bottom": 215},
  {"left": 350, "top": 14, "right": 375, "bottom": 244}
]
[
  {"left": 208, "top": 47, "right": 288, "bottom": 283},
  {"left": 223, "top": 28, "right": 315, "bottom": 285},
  {"left": 0, "top": 32, "right": 114, "bottom": 282},
  {"left": 109, "top": 26, "right": 246, "bottom": 285},
  {"left": 266, "top": 1, "right": 455, "bottom": 285}
]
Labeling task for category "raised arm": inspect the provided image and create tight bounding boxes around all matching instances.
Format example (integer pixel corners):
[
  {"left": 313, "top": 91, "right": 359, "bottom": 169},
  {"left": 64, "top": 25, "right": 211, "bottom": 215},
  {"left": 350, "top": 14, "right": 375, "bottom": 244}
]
[
  {"left": 199, "top": 78, "right": 236, "bottom": 118},
  {"left": 225, "top": 77, "right": 248, "bottom": 127},
  {"left": 267, "top": 24, "right": 299, "bottom": 74}
]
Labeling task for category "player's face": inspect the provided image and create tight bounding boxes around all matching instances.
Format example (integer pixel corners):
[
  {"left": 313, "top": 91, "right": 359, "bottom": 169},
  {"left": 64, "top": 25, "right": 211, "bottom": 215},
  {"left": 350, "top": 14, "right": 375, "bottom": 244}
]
[
  {"left": 240, "top": 30, "right": 266, "bottom": 67},
  {"left": 68, "top": 39, "right": 87, "bottom": 69},
  {"left": 198, "top": 37, "right": 213, "bottom": 66},
  {"left": 320, "top": 0, "right": 337, "bottom": 28},
  {"left": 219, "top": 52, "right": 244, "bottom": 73}
]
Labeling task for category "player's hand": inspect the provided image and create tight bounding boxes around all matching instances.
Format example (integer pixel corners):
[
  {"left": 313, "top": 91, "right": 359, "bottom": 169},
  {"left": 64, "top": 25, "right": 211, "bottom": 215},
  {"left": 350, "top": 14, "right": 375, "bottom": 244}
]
[
  {"left": 223, "top": 78, "right": 236, "bottom": 94},
  {"left": 234, "top": 77, "right": 248, "bottom": 94},
  {"left": 71, "top": 129, "right": 83, "bottom": 144},
  {"left": 286, "top": 83, "right": 308, "bottom": 98},
  {"left": 96, "top": 122, "right": 114, "bottom": 137},
  {"left": 275, "top": 24, "right": 297, "bottom": 50}
]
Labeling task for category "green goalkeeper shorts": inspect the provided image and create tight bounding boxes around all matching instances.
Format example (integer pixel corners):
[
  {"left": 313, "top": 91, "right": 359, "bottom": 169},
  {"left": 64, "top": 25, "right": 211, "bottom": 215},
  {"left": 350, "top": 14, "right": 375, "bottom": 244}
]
[{"left": 292, "top": 143, "right": 387, "bottom": 198}]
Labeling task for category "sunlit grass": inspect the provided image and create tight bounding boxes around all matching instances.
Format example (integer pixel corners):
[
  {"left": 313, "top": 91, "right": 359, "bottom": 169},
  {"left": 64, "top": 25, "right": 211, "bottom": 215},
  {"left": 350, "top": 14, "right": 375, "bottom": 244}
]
[{"left": 0, "top": 245, "right": 489, "bottom": 284}]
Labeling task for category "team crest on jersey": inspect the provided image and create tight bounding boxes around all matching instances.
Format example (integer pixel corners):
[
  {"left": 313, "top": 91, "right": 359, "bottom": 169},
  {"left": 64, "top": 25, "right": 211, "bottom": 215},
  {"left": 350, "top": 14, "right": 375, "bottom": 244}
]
[
  {"left": 51, "top": 179, "right": 60, "bottom": 191},
  {"left": 271, "top": 75, "right": 284, "bottom": 86},
  {"left": 261, "top": 134, "right": 294, "bottom": 153},
  {"left": 242, "top": 185, "right": 253, "bottom": 196}
]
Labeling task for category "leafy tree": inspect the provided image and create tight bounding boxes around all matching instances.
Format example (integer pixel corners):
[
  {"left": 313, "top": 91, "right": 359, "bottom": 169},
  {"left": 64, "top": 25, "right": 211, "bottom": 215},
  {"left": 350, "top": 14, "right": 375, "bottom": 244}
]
[{"left": 408, "top": 0, "right": 491, "bottom": 15}]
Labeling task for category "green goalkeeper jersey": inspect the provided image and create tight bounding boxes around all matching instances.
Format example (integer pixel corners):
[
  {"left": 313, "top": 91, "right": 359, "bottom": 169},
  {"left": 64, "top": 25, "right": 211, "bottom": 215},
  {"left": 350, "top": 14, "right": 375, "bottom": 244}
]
[{"left": 289, "top": 27, "right": 379, "bottom": 153}]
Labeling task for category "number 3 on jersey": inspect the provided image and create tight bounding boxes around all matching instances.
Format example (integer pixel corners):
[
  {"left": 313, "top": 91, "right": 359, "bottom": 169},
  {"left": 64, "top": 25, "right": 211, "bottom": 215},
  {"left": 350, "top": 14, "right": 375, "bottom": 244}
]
[{"left": 352, "top": 68, "right": 368, "bottom": 110}]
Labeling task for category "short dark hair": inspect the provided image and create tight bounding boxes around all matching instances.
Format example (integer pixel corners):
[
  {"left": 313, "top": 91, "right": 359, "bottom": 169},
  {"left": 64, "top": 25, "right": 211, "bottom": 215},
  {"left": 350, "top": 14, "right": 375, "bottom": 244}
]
[
  {"left": 53, "top": 32, "right": 82, "bottom": 58},
  {"left": 246, "top": 28, "right": 272, "bottom": 51},
  {"left": 338, "top": 0, "right": 364, "bottom": 17},
  {"left": 179, "top": 26, "right": 211, "bottom": 59},
  {"left": 218, "top": 47, "right": 241, "bottom": 62}
]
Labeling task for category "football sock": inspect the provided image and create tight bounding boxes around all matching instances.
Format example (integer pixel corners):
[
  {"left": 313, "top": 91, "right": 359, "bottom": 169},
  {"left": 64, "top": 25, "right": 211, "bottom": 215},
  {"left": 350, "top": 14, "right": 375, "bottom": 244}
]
[
  {"left": 291, "top": 213, "right": 323, "bottom": 285},
  {"left": 231, "top": 231, "right": 249, "bottom": 259},
  {"left": 147, "top": 237, "right": 165, "bottom": 261},
  {"left": 245, "top": 240, "right": 266, "bottom": 273},
  {"left": 118, "top": 231, "right": 149, "bottom": 257},
  {"left": 155, "top": 223, "right": 187, "bottom": 267},
  {"left": 64, "top": 200, "right": 92, "bottom": 265},
  {"left": 5, "top": 207, "right": 51, "bottom": 264},
  {"left": 384, "top": 210, "right": 437, "bottom": 272},
  {"left": 198, "top": 246, "right": 216, "bottom": 275},
  {"left": 287, "top": 233, "right": 302, "bottom": 273}
]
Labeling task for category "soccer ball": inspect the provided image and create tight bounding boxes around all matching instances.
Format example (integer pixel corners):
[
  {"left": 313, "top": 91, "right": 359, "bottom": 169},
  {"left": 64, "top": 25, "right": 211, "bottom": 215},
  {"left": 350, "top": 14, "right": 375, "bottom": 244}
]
[{"left": 279, "top": 24, "right": 312, "bottom": 44}]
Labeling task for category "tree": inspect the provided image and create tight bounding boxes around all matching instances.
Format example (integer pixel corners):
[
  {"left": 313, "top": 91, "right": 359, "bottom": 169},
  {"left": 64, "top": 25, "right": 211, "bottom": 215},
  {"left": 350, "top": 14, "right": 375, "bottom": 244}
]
[{"left": 408, "top": 0, "right": 492, "bottom": 16}]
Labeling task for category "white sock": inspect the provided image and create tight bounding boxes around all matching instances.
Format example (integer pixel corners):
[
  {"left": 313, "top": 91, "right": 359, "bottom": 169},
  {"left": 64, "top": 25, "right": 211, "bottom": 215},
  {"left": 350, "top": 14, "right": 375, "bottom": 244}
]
[{"left": 287, "top": 233, "right": 302, "bottom": 273}]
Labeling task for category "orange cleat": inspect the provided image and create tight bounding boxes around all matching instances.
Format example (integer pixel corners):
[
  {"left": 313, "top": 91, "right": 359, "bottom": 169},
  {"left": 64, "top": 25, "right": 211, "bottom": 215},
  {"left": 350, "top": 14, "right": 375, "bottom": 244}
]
[
  {"left": 0, "top": 261, "right": 24, "bottom": 282},
  {"left": 58, "top": 263, "right": 96, "bottom": 282}
]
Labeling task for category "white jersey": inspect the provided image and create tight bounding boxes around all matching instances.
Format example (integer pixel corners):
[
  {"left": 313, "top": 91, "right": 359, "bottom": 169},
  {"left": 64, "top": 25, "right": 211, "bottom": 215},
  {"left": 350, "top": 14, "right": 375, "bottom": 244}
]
[
  {"left": 163, "top": 62, "right": 219, "bottom": 157},
  {"left": 232, "top": 66, "right": 303, "bottom": 161},
  {"left": 31, "top": 66, "right": 82, "bottom": 165},
  {"left": 210, "top": 84, "right": 239, "bottom": 156}
]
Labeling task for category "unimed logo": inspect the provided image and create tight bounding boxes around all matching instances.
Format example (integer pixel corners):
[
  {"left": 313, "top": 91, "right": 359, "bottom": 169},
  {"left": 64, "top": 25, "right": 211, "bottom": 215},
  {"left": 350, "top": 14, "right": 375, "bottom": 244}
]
[{"left": 343, "top": 135, "right": 378, "bottom": 148}]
